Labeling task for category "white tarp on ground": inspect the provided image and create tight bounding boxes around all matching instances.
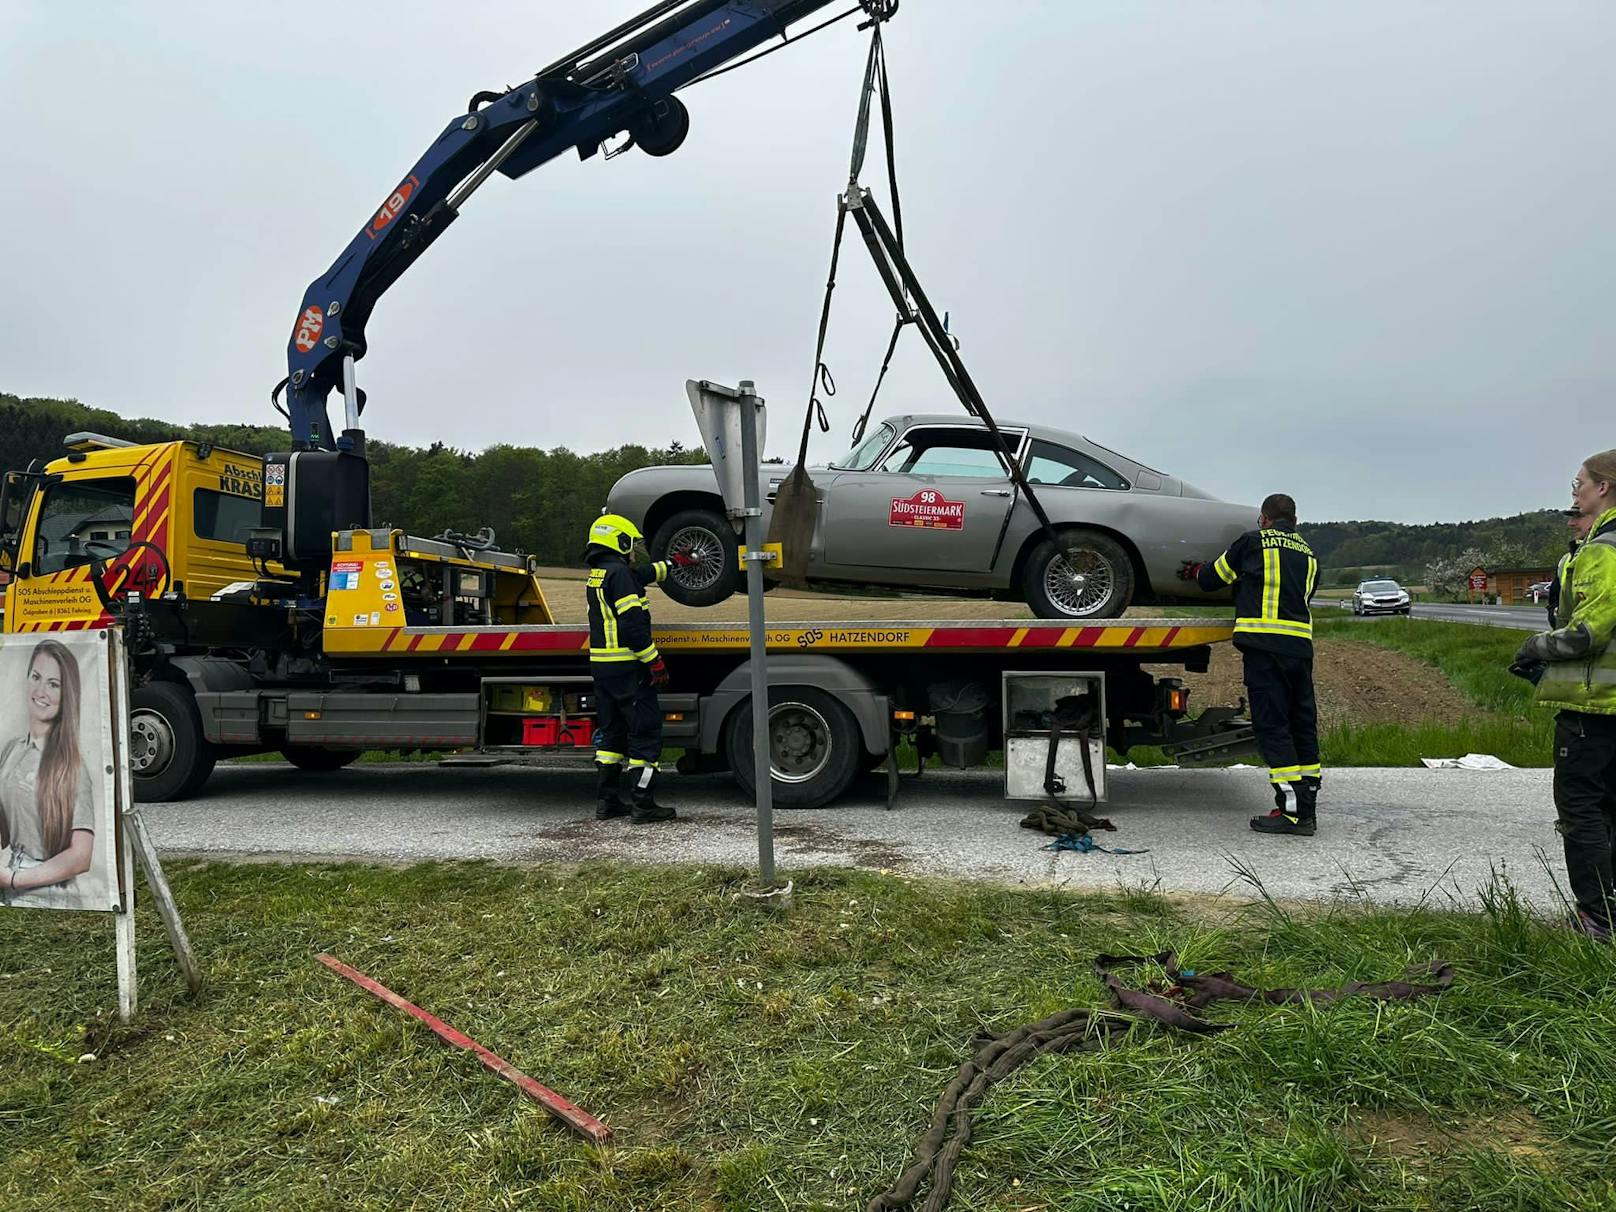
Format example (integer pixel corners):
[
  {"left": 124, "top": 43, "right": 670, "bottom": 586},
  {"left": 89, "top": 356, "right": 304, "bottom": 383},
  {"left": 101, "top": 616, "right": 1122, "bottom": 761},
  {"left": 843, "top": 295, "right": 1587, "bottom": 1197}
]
[{"left": 1420, "top": 753, "right": 1516, "bottom": 770}]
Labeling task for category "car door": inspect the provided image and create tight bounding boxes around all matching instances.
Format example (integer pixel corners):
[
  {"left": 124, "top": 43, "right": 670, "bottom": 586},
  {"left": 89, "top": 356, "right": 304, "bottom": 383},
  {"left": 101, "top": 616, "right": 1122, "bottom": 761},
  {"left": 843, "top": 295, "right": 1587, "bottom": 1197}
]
[{"left": 819, "top": 425, "right": 1024, "bottom": 576}]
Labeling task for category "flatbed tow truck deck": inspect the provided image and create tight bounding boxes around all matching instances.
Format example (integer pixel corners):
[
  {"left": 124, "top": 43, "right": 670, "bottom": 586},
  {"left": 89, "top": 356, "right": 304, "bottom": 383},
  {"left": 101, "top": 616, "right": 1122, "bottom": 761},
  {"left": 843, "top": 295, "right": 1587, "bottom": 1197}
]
[
  {"left": 327, "top": 618, "right": 1234, "bottom": 658},
  {"left": 187, "top": 611, "right": 1249, "bottom": 811}
]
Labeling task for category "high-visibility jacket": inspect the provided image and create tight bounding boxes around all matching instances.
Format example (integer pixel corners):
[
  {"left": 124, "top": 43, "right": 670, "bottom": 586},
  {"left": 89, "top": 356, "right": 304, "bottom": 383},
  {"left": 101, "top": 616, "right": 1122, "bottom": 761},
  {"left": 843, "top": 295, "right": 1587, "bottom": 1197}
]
[
  {"left": 585, "top": 550, "right": 668, "bottom": 668},
  {"left": 1548, "top": 543, "right": 1578, "bottom": 629},
  {"left": 1197, "top": 527, "right": 1319, "bottom": 657},
  {"left": 1524, "top": 506, "right": 1616, "bottom": 716}
]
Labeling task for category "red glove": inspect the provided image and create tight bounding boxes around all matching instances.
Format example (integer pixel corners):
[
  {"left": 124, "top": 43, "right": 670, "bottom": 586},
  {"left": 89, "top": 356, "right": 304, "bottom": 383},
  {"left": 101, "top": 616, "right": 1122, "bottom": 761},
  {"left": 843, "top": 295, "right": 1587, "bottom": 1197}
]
[
  {"left": 1177, "top": 560, "right": 1205, "bottom": 582},
  {"left": 647, "top": 658, "right": 670, "bottom": 689},
  {"left": 670, "top": 549, "right": 701, "bottom": 568}
]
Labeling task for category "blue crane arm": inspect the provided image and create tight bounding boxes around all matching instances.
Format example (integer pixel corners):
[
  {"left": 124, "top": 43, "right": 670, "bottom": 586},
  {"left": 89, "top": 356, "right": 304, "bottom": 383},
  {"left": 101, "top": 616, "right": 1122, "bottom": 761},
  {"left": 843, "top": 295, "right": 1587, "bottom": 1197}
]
[{"left": 281, "top": 0, "right": 873, "bottom": 449}]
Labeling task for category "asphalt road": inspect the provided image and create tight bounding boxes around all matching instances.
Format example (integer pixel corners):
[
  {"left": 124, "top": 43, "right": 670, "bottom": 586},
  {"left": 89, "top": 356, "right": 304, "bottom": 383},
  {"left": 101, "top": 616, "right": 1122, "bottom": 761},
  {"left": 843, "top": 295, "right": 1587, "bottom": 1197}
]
[
  {"left": 1333, "top": 600, "right": 1548, "bottom": 632},
  {"left": 147, "top": 761, "right": 1565, "bottom": 912}
]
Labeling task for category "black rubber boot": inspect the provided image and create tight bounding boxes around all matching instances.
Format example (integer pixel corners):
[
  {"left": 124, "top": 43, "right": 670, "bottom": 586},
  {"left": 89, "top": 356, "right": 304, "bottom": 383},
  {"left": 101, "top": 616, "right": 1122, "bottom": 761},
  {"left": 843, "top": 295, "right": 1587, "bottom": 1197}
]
[
  {"left": 627, "top": 764, "right": 677, "bottom": 824},
  {"left": 1250, "top": 780, "right": 1316, "bottom": 836},
  {"left": 595, "top": 762, "right": 629, "bottom": 820}
]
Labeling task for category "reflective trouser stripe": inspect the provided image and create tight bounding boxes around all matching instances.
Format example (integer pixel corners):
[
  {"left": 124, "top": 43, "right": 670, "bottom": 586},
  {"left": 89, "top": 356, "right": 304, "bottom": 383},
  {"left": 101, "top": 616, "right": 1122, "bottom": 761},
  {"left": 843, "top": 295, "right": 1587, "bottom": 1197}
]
[
  {"left": 596, "top": 751, "right": 624, "bottom": 765},
  {"left": 627, "top": 758, "right": 654, "bottom": 767},
  {"left": 1299, "top": 763, "right": 1322, "bottom": 777},
  {"left": 1269, "top": 764, "right": 1304, "bottom": 784}
]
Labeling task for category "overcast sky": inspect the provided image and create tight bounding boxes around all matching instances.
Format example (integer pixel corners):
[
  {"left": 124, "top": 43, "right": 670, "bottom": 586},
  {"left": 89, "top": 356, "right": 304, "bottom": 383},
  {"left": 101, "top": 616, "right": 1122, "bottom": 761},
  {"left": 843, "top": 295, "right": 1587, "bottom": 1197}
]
[{"left": 2, "top": 2, "right": 1611, "bottom": 523}]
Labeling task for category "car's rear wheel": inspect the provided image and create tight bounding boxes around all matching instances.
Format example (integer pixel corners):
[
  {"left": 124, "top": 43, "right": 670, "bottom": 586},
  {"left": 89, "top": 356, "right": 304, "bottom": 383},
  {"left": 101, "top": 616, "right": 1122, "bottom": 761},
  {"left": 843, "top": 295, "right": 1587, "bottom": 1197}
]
[
  {"left": 1021, "top": 530, "right": 1133, "bottom": 620},
  {"left": 651, "top": 508, "right": 739, "bottom": 608}
]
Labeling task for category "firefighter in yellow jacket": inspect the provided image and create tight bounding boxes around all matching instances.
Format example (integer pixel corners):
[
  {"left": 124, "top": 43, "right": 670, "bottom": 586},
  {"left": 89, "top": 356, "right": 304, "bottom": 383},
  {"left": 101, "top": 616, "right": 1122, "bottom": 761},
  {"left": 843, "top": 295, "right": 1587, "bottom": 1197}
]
[
  {"left": 584, "top": 515, "right": 695, "bottom": 824},
  {"left": 1180, "top": 493, "right": 1321, "bottom": 836},
  {"left": 1515, "top": 450, "right": 1616, "bottom": 941}
]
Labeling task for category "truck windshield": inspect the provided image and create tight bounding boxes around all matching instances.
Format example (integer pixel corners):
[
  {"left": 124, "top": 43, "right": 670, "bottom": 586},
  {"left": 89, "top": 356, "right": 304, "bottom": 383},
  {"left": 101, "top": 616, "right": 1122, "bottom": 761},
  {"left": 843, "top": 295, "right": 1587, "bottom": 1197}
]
[
  {"left": 830, "top": 423, "right": 895, "bottom": 471},
  {"left": 33, "top": 478, "right": 136, "bottom": 575}
]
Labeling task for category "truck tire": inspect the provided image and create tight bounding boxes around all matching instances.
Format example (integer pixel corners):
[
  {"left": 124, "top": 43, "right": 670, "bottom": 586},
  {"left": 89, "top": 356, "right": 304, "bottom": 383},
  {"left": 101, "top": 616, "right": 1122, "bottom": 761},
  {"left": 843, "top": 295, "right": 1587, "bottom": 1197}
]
[
  {"left": 651, "top": 508, "right": 739, "bottom": 608},
  {"left": 1022, "top": 529, "right": 1133, "bottom": 620},
  {"left": 130, "top": 681, "right": 217, "bottom": 802},
  {"left": 725, "top": 687, "right": 861, "bottom": 809},
  {"left": 280, "top": 745, "right": 363, "bottom": 772}
]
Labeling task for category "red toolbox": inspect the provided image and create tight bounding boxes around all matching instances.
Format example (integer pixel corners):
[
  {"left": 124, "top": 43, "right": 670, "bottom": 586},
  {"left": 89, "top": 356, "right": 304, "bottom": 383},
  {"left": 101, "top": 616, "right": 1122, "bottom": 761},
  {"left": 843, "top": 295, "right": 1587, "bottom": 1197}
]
[{"left": 521, "top": 716, "right": 593, "bottom": 748}]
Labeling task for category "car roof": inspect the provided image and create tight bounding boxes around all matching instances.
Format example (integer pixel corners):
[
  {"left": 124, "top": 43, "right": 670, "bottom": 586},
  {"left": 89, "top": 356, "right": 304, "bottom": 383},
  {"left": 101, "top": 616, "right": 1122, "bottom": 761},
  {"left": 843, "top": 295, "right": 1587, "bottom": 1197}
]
[
  {"left": 886, "top": 413, "right": 1064, "bottom": 439},
  {"left": 871, "top": 414, "right": 1176, "bottom": 479}
]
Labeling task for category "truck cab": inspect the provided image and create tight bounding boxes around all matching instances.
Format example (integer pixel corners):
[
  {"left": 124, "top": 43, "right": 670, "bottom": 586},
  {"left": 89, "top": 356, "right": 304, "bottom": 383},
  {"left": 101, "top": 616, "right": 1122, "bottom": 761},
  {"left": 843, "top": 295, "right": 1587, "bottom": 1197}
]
[{"left": 1, "top": 433, "right": 266, "bottom": 633}]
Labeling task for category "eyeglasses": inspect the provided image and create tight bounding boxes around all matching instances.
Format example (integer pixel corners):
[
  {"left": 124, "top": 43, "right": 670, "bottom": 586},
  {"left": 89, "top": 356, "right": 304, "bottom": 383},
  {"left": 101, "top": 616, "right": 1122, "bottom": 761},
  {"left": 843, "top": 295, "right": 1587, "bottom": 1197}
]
[{"left": 1573, "top": 478, "right": 1584, "bottom": 492}]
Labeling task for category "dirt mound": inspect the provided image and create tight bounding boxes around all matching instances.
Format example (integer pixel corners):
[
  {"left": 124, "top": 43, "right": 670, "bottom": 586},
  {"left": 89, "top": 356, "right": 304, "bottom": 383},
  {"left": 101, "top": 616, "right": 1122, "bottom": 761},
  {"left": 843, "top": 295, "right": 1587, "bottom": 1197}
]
[{"left": 1150, "top": 638, "right": 1471, "bottom": 730}]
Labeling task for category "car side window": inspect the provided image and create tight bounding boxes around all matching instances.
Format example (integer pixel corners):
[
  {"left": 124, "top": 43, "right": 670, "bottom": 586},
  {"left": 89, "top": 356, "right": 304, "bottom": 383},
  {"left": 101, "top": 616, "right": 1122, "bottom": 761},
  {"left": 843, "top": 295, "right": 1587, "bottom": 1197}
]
[
  {"left": 879, "top": 430, "right": 1014, "bottom": 479},
  {"left": 1025, "top": 440, "right": 1128, "bottom": 489},
  {"left": 32, "top": 477, "right": 137, "bottom": 575}
]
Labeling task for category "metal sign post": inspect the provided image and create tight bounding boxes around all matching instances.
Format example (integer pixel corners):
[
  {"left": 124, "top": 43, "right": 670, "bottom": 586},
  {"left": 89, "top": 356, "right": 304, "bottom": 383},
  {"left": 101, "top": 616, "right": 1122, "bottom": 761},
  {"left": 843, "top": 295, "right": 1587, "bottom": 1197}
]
[{"left": 685, "top": 380, "right": 788, "bottom": 901}]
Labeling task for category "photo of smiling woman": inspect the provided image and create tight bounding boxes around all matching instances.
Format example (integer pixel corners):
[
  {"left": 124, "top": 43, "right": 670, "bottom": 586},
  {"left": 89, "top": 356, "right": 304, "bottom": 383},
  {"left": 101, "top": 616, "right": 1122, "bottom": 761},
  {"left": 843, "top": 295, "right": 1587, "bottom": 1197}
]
[{"left": 0, "top": 638, "right": 106, "bottom": 910}]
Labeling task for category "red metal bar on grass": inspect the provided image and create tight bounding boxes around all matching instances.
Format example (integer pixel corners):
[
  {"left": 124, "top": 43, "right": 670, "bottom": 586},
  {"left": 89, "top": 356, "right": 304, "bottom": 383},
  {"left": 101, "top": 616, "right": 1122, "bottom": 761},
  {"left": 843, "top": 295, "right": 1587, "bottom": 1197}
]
[{"left": 316, "top": 952, "right": 612, "bottom": 1144}]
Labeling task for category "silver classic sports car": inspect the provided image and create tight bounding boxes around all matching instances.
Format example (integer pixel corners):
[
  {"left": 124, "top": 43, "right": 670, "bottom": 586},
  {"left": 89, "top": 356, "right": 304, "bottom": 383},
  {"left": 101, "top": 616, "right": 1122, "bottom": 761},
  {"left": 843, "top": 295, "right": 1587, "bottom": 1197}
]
[{"left": 605, "top": 414, "right": 1257, "bottom": 619}]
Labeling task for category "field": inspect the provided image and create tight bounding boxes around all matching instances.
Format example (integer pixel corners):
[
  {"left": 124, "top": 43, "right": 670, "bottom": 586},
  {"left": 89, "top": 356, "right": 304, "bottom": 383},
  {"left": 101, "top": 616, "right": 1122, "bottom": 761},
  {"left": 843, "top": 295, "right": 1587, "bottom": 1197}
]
[{"left": 4, "top": 862, "right": 1614, "bottom": 1212}]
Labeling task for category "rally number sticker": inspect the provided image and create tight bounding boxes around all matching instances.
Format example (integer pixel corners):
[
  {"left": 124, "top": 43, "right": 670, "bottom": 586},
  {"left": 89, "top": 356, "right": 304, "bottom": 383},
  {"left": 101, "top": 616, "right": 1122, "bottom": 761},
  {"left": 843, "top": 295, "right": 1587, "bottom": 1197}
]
[{"left": 889, "top": 490, "right": 965, "bottom": 530}]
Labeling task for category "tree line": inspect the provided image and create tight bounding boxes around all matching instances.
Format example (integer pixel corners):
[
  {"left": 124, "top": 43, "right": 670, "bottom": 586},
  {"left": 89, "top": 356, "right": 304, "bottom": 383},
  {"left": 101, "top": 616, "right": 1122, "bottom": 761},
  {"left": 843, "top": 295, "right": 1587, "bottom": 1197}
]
[
  {"left": 1, "top": 393, "right": 703, "bottom": 568},
  {"left": 2, "top": 392, "right": 1571, "bottom": 572}
]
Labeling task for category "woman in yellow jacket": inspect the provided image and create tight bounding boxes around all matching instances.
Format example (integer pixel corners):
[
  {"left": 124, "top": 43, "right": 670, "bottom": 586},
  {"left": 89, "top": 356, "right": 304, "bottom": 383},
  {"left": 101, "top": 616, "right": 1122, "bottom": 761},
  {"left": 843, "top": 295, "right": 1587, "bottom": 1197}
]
[{"left": 1517, "top": 449, "right": 1616, "bottom": 941}]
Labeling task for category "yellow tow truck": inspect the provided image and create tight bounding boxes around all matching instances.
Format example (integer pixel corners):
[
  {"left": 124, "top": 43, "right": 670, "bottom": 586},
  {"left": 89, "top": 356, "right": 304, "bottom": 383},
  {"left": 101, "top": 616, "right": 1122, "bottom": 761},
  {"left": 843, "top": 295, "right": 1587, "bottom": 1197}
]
[{"left": 0, "top": 433, "right": 1253, "bottom": 805}]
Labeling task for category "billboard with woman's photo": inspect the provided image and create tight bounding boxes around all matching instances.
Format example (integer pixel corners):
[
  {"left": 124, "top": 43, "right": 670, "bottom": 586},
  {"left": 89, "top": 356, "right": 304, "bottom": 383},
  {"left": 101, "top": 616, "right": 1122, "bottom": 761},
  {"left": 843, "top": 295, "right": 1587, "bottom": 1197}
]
[{"left": 0, "top": 632, "right": 121, "bottom": 911}]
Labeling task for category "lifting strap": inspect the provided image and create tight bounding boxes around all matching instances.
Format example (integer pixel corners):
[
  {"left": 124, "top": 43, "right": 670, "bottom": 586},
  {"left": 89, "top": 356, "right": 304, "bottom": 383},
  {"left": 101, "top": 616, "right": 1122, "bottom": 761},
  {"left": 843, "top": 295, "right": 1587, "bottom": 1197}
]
[
  {"left": 867, "top": 951, "right": 1456, "bottom": 1212},
  {"left": 783, "top": 21, "right": 1082, "bottom": 582},
  {"left": 1018, "top": 692, "right": 1114, "bottom": 838}
]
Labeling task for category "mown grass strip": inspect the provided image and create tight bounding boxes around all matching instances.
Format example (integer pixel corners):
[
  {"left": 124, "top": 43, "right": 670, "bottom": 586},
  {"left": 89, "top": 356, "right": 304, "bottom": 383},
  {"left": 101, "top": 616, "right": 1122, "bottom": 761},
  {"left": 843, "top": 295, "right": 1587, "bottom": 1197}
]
[{"left": 2, "top": 861, "right": 1613, "bottom": 1211}]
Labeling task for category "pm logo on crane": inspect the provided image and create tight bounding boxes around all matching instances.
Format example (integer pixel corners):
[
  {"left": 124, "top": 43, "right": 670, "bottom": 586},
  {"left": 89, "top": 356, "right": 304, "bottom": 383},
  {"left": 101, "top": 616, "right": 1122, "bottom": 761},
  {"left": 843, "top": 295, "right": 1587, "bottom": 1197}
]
[{"left": 293, "top": 305, "right": 324, "bottom": 354}]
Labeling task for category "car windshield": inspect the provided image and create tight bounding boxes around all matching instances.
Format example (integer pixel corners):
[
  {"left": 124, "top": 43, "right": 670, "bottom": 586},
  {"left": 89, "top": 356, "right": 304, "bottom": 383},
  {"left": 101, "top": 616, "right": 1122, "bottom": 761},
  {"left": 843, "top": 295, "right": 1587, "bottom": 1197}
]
[
  {"left": 1363, "top": 581, "right": 1401, "bottom": 592},
  {"left": 829, "top": 423, "right": 896, "bottom": 471}
]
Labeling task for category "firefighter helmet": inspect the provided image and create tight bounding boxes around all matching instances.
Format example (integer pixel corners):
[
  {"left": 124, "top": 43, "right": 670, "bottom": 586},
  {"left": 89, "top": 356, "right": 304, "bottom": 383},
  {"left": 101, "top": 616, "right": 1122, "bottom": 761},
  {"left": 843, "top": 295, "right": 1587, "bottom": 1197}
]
[{"left": 588, "top": 514, "right": 644, "bottom": 555}]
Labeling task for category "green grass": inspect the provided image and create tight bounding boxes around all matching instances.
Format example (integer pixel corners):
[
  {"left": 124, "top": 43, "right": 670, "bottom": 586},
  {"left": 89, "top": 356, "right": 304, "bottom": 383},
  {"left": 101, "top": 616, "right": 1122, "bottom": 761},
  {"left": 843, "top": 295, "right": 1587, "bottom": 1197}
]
[
  {"left": 3, "top": 862, "right": 1614, "bottom": 1211},
  {"left": 1314, "top": 618, "right": 1553, "bottom": 766}
]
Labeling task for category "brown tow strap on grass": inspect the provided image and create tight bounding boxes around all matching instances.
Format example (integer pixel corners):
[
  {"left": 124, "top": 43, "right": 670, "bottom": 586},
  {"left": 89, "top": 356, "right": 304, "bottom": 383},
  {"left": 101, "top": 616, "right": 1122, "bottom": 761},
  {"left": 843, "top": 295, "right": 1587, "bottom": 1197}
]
[{"left": 866, "top": 950, "right": 1456, "bottom": 1212}]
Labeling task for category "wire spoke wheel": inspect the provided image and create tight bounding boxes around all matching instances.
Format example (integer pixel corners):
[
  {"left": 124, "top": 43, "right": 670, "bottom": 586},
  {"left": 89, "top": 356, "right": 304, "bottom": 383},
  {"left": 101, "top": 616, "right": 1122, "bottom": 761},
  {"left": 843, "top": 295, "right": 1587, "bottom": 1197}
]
[
  {"left": 667, "top": 525, "right": 727, "bottom": 592},
  {"left": 1044, "top": 545, "right": 1116, "bottom": 617}
]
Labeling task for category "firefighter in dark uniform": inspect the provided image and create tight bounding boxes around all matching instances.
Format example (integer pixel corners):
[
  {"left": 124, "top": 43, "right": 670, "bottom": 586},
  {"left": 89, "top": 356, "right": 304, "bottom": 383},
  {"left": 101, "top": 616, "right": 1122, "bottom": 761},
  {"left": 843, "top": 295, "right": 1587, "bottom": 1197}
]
[
  {"left": 1179, "top": 493, "right": 1322, "bottom": 836},
  {"left": 584, "top": 514, "right": 694, "bottom": 824}
]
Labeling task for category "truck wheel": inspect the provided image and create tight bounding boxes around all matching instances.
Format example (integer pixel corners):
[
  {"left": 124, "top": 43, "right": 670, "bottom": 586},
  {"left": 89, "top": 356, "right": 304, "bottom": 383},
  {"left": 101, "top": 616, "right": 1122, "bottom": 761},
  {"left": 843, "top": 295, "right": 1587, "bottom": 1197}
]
[
  {"left": 726, "top": 687, "right": 861, "bottom": 809},
  {"left": 130, "top": 681, "right": 216, "bottom": 802},
  {"left": 652, "top": 508, "right": 739, "bottom": 608},
  {"left": 280, "top": 745, "right": 363, "bottom": 772},
  {"left": 1022, "top": 529, "right": 1133, "bottom": 620}
]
